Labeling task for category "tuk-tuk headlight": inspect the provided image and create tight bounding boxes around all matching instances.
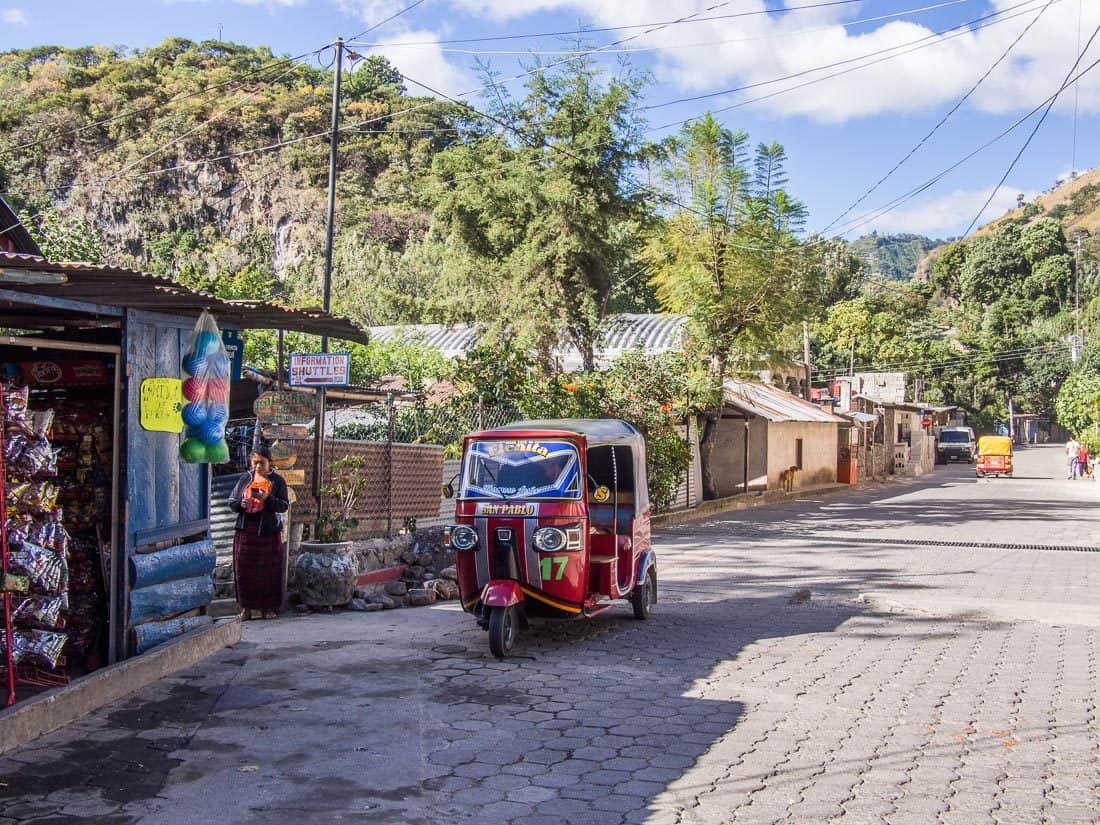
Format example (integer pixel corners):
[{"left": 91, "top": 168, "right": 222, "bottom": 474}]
[
  {"left": 533, "top": 526, "right": 567, "bottom": 552},
  {"left": 450, "top": 525, "right": 478, "bottom": 551}
]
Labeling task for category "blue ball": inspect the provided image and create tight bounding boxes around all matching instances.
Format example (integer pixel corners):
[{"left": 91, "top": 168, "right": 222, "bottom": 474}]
[
  {"left": 199, "top": 419, "right": 225, "bottom": 446},
  {"left": 181, "top": 402, "right": 208, "bottom": 428},
  {"left": 181, "top": 352, "right": 203, "bottom": 377},
  {"left": 207, "top": 405, "right": 228, "bottom": 425},
  {"left": 194, "top": 331, "right": 221, "bottom": 358}
]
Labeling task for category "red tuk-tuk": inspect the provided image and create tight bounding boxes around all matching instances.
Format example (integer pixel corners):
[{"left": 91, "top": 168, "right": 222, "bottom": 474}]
[{"left": 445, "top": 419, "right": 657, "bottom": 658}]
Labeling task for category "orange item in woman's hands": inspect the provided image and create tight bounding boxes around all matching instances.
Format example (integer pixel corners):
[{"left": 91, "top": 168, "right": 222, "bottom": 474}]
[{"left": 243, "top": 473, "right": 271, "bottom": 514}]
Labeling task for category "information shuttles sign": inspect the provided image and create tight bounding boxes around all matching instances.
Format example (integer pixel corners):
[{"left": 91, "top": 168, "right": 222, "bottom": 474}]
[{"left": 288, "top": 352, "right": 351, "bottom": 387}]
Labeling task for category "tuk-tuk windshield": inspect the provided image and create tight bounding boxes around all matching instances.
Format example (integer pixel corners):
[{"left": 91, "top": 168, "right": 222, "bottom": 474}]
[{"left": 461, "top": 439, "right": 581, "bottom": 500}]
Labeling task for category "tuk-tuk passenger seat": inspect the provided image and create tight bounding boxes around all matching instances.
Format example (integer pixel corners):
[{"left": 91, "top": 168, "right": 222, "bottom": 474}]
[{"left": 589, "top": 502, "right": 634, "bottom": 534}]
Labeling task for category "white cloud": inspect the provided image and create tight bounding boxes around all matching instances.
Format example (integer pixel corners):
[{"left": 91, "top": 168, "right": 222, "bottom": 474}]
[
  {"left": 339, "top": 1, "right": 475, "bottom": 98},
  {"left": 366, "top": 28, "right": 478, "bottom": 98},
  {"left": 429, "top": 0, "right": 1100, "bottom": 124},
  {"left": 854, "top": 185, "right": 1036, "bottom": 237},
  {"left": 1, "top": 7, "right": 28, "bottom": 24}
]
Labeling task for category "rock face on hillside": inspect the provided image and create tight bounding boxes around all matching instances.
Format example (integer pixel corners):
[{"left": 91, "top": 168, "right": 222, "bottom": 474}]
[{"left": 848, "top": 233, "right": 943, "bottom": 282}]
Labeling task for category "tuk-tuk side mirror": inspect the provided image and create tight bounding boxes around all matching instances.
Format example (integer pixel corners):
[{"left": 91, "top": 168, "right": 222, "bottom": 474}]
[
  {"left": 442, "top": 472, "right": 459, "bottom": 499},
  {"left": 592, "top": 485, "right": 610, "bottom": 503}
]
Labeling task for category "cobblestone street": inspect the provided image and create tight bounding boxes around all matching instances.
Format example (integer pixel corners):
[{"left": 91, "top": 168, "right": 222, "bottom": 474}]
[{"left": 0, "top": 445, "right": 1097, "bottom": 824}]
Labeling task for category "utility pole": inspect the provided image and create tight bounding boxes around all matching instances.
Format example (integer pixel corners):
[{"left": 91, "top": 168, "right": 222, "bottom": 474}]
[
  {"left": 849, "top": 335, "right": 856, "bottom": 377},
  {"left": 313, "top": 38, "right": 344, "bottom": 510},
  {"left": 802, "top": 320, "right": 812, "bottom": 400}
]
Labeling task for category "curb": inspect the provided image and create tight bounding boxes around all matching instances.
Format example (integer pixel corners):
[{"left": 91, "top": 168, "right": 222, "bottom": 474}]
[{"left": 0, "top": 616, "right": 241, "bottom": 756}]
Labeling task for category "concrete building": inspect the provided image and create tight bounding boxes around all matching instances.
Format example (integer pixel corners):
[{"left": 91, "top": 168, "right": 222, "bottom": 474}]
[{"left": 707, "top": 380, "right": 845, "bottom": 496}]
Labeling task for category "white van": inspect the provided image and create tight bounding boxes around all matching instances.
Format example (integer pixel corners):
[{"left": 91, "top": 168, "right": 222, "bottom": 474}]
[{"left": 937, "top": 426, "right": 976, "bottom": 463}]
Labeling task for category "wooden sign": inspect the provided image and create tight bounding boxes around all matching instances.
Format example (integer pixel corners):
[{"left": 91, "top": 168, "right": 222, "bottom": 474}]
[
  {"left": 280, "top": 469, "right": 306, "bottom": 486},
  {"left": 270, "top": 440, "right": 298, "bottom": 469},
  {"left": 254, "top": 390, "right": 316, "bottom": 424},
  {"left": 139, "top": 378, "right": 184, "bottom": 433},
  {"left": 261, "top": 424, "right": 310, "bottom": 440}
]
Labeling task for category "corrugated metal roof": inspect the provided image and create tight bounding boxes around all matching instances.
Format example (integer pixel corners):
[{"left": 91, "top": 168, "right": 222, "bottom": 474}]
[
  {"left": 723, "top": 379, "right": 846, "bottom": 424},
  {"left": 0, "top": 252, "right": 369, "bottom": 343},
  {"left": 367, "top": 313, "right": 686, "bottom": 368},
  {"left": 0, "top": 198, "right": 42, "bottom": 257},
  {"left": 367, "top": 323, "right": 481, "bottom": 358}
]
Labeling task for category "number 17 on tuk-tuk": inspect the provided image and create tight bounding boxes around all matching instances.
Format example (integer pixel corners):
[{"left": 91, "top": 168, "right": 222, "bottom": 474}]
[{"left": 443, "top": 419, "right": 658, "bottom": 658}]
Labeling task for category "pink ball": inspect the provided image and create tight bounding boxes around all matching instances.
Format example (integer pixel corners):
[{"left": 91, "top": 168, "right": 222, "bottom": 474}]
[
  {"left": 182, "top": 377, "right": 208, "bottom": 402},
  {"left": 206, "top": 378, "right": 229, "bottom": 404}
]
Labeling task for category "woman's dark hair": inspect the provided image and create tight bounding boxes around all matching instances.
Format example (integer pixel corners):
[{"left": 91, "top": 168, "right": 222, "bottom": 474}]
[{"left": 251, "top": 444, "right": 273, "bottom": 460}]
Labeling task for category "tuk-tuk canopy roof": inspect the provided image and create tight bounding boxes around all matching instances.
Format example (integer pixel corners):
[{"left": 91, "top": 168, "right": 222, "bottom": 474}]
[
  {"left": 474, "top": 419, "right": 650, "bottom": 512},
  {"left": 489, "top": 418, "right": 643, "bottom": 446},
  {"left": 977, "top": 435, "right": 1013, "bottom": 456}
]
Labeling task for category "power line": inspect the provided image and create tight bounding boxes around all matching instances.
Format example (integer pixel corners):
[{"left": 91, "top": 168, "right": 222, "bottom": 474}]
[
  {"left": 821, "top": 0, "right": 1057, "bottom": 235},
  {"left": 349, "top": 0, "right": 872, "bottom": 49},
  {"left": 355, "top": 0, "right": 979, "bottom": 57},
  {"left": 962, "top": 16, "right": 1100, "bottom": 236},
  {"left": 814, "top": 342, "right": 1068, "bottom": 378},
  {"left": 829, "top": 55, "right": 1100, "bottom": 236},
  {"left": 346, "top": 0, "right": 429, "bottom": 42},
  {"left": 642, "top": 0, "right": 1054, "bottom": 112}
]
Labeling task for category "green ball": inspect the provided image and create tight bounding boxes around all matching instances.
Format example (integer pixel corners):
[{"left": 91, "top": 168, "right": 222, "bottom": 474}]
[
  {"left": 179, "top": 437, "right": 207, "bottom": 463},
  {"left": 205, "top": 440, "right": 230, "bottom": 464}
]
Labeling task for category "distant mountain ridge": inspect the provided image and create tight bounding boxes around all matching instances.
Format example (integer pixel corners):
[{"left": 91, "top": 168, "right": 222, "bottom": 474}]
[{"left": 847, "top": 232, "right": 943, "bottom": 281}]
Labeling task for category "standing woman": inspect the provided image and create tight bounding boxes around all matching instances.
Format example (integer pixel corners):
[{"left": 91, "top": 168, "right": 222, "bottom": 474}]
[{"left": 228, "top": 445, "right": 290, "bottom": 620}]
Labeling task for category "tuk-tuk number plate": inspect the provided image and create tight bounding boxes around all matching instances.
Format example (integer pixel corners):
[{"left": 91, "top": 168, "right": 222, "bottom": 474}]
[{"left": 475, "top": 502, "right": 539, "bottom": 517}]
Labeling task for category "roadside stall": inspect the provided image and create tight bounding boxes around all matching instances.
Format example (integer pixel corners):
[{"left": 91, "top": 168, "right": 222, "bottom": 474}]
[{"left": 0, "top": 251, "right": 367, "bottom": 707}]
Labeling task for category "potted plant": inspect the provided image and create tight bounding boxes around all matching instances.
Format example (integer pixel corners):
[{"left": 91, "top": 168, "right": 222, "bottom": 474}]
[{"left": 294, "top": 454, "right": 367, "bottom": 607}]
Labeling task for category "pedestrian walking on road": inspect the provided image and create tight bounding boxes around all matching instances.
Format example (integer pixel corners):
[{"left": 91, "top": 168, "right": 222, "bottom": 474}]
[
  {"left": 1078, "top": 443, "right": 1091, "bottom": 480},
  {"left": 1066, "top": 437, "right": 1081, "bottom": 479},
  {"left": 228, "top": 445, "right": 290, "bottom": 620}
]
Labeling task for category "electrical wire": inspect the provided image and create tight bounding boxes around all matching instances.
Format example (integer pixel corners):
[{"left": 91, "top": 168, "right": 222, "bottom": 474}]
[
  {"left": 346, "top": 0, "right": 429, "bottom": 43},
  {"left": 352, "top": 0, "right": 979, "bottom": 57},
  {"left": 813, "top": 342, "right": 1069, "bottom": 378},
  {"left": 821, "top": 0, "right": 1057, "bottom": 235},
  {"left": 829, "top": 55, "right": 1100, "bottom": 236},
  {"left": 643, "top": 0, "right": 1054, "bottom": 112},
  {"left": 349, "top": 0, "right": 872, "bottom": 49},
  {"left": 961, "top": 17, "right": 1100, "bottom": 236}
]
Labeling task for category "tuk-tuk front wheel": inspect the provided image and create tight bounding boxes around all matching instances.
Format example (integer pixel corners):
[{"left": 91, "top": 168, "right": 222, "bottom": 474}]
[
  {"left": 488, "top": 606, "right": 517, "bottom": 658},
  {"left": 632, "top": 568, "right": 656, "bottom": 620}
]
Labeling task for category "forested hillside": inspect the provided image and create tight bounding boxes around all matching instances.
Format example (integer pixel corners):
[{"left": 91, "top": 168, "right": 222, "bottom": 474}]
[
  {"left": 848, "top": 232, "right": 942, "bottom": 281},
  {"left": 0, "top": 39, "right": 477, "bottom": 323}
]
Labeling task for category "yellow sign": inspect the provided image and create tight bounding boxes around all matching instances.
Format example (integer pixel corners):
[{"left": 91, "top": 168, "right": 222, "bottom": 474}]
[{"left": 140, "top": 378, "right": 184, "bottom": 433}]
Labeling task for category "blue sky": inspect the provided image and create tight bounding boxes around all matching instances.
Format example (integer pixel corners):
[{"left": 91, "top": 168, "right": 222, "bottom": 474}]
[{"left": 1, "top": 0, "right": 1097, "bottom": 239}]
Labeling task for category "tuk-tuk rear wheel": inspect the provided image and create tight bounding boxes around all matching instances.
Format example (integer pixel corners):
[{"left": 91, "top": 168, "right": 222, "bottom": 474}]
[
  {"left": 632, "top": 568, "right": 656, "bottom": 620},
  {"left": 488, "top": 606, "right": 517, "bottom": 658}
]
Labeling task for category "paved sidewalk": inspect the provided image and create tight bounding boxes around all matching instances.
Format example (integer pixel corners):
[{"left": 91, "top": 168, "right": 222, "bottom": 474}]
[{"left": 0, "top": 445, "right": 1096, "bottom": 824}]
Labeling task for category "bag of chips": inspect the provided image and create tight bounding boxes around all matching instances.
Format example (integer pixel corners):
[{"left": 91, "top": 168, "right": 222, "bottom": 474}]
[
  {"left": 9, "top": 542, "right": 66, "bottom": 594},
  {"left": 0, "top": 629, "right": 66, "bottom": 669},
  {"left": 13, "top": 595, "right": 67, "bottom": 629}
]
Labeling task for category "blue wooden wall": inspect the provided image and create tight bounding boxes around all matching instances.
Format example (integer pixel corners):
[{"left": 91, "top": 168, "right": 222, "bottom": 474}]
[{"left": 124, "top": 309, "right": 215, "bottom": 655}]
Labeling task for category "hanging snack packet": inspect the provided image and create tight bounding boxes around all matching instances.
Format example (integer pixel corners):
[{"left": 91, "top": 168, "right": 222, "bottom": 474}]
[
  {"left": 3, "top": 385, "right": 28, "bottom": 421},
  {"left": 13, "top": 595, "right": 67, "bottom": 629},
  {"left": 10, "top": 543, "right": 65, "bottom": 594},
  {"left": 1, "top": 630, "right": 67, "bottom": 669}
]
